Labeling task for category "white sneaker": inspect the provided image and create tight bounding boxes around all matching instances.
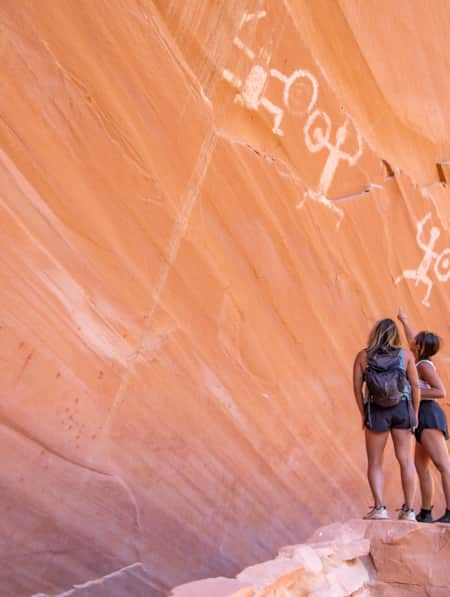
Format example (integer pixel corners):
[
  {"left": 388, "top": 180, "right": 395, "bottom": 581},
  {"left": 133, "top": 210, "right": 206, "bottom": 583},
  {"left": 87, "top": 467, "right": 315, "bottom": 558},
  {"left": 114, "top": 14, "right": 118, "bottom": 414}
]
[
  {"left": 398, "top": 506, "right": 416, "bottom": 522},
  {"left": 364, "top": 506, "right": 389, "bottom": 520}
]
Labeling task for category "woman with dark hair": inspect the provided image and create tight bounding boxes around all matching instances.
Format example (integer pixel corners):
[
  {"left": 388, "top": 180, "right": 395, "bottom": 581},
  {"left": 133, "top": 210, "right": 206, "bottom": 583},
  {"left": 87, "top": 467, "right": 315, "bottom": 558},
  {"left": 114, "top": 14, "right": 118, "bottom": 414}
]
[
  {"left": 353, "top": 318, "right": 420, "bottom": 520},
  {"left": 398, "top": 309, "right": 450, "bottom": 523}
]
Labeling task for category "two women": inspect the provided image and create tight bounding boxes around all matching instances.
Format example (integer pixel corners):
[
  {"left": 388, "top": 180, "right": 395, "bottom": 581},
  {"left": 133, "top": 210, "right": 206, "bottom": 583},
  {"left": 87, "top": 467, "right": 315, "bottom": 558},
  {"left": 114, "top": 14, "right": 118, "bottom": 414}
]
[{"left": 353, "top": 315, "right": 450, "bottom": 522}]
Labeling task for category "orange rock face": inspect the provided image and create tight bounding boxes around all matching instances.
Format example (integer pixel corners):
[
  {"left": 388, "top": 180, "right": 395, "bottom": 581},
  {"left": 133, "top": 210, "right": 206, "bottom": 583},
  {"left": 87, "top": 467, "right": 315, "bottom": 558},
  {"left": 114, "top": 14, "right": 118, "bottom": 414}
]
[{"left": 1, "top": 1, "right": 449, "bottom": 595}]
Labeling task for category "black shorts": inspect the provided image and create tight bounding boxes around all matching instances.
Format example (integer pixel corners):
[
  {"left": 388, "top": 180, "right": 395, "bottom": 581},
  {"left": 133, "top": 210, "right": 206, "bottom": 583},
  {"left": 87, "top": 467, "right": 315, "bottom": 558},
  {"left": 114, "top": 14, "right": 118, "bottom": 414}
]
[
  {"left": 415, "top": 400, "right": 449, "bottom": 443},
  {"left": 364, "top": 400, "right": 416, "bottom": 433}
]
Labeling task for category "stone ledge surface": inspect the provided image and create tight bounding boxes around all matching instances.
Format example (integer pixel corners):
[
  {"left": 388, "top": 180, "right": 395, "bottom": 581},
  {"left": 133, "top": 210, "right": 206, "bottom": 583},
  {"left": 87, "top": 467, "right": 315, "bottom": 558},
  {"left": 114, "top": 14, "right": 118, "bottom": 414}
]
[{"left": 170, "top": 519, "right": 450, "bottom": 597}]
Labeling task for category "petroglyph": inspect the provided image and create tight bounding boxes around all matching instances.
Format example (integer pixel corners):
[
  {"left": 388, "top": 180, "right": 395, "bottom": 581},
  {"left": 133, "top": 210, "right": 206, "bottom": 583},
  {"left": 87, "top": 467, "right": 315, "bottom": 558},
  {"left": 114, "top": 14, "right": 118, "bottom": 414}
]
[
  {"left": 301, "top": 114, "right": 363, "bottom": 224},
  {"left": 270, "top": 68, "right": 318, "bottom": 115},
  {"left": 395, "top": 212, "right": 450, "bottom": 307},
  {"left": 222, "top": 3, "right": 364, "bottom": 221},
  {"left": 233, "top": 9, "right": 267, "bottom": 61},
  {"left": 304, "top": 113, "right": 363, "bottom": 196},
  {"left": 222, "top": 10, "right": 320, "bottom": 136},
  {"left": 223, "top": 9, "right": 285, "bottom": 135}
]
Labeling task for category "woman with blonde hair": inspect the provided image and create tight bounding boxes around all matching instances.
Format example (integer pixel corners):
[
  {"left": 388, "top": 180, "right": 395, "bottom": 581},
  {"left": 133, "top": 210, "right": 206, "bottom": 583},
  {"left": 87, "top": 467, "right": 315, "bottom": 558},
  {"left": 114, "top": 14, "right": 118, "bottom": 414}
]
[
  {"left": 353, "top": 318, "right": 420, "bottom": 520},
  {"left": 398, "top": 309, "right": 450, "bottom": 523}
]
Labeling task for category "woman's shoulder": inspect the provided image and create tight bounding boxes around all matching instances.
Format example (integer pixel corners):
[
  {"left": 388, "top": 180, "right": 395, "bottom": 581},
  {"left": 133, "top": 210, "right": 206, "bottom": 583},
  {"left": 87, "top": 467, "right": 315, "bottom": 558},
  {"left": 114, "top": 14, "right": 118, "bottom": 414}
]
[
  {"left": 417, "top": 359, "right": 436, "bottom": 370},
  {"left": 355, "top": 349, "right": 368, "bottom": 365},
  {"left": 397, "top": 347, "right": 415, "bottom": 368}
]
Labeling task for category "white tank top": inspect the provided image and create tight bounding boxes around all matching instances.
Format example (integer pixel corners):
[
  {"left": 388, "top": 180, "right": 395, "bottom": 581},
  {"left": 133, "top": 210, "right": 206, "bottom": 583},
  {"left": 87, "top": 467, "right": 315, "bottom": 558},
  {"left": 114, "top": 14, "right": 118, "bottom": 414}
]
[{"left": 416, "top": 359, "right": 436, "bottom": 391}]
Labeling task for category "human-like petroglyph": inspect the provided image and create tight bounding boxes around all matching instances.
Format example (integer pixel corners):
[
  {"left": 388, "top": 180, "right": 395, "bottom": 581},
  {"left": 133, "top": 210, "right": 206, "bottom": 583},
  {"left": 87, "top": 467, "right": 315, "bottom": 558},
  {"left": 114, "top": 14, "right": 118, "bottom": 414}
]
[
  {"left": 395, "top": 212, "right": 450, "bottom": 307},
  {"left": 222, "top": 9, "right": 319, "bottom": 137},
  {"left": 222, "top": 9, "right": 285, "bottom": 136},
  {"left": 301, "top": 114, "right": 363, "bottom": 223},
  {"left": 221, "top": 4, "right": 364, "bottom": 219}
]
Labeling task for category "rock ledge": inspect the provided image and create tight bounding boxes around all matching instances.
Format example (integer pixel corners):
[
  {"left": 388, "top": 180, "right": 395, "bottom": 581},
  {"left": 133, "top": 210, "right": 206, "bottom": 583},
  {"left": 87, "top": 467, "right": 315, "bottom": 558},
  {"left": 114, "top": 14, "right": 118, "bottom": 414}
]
[{"left": 170, "top": 519, "right": 450, "bottom": 597}]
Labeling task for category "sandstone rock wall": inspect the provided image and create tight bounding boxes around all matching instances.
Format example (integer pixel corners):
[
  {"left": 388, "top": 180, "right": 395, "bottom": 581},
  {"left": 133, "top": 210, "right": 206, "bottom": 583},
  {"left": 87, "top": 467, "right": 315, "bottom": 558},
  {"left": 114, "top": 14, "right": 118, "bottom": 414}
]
[{"left": 1, "top": 1, "right": 449, "bottom": 595}]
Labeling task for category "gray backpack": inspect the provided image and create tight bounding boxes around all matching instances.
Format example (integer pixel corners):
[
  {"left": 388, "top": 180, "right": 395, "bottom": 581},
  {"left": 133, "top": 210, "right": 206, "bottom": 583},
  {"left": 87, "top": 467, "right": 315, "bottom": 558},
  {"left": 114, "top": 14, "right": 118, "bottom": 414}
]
[{"left": 365, "top": 348, "right": 407, "bottom": 408}]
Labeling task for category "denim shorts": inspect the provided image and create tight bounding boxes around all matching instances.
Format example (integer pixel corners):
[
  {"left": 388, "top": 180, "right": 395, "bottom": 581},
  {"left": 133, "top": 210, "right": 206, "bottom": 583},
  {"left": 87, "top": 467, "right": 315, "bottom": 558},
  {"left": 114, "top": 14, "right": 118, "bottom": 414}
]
[{"left": 364, "top": 400, "right": 416, "bottom": 432}]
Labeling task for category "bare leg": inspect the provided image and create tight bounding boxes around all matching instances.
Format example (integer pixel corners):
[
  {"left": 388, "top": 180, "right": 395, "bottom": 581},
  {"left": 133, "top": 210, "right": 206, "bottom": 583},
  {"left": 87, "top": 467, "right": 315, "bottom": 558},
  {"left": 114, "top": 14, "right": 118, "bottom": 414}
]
[
  {"left": 391, "top": 428, "right": 416, "bottom": 509},
  {"left": 421, "top": 429, "right": 450, "bottom": 508},
  {"left": 415, "top": 440, "right": 434, "bottom": 509},
  {"left": 365, "top": 429, "right": 389, "bottom": 506}
]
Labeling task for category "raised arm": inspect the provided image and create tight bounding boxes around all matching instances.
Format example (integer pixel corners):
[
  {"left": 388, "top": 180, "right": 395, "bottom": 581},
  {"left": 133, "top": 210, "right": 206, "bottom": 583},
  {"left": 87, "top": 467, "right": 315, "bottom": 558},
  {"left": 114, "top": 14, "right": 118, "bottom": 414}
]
[
  {"left": 405, "top": 350, "right": 420, "bottom": 418},
  {"left": 398, "top": 308, "right": 416, "bottom": 350},
  {"left": 417, "top": 362, "right": 447, "bottom": 399}
]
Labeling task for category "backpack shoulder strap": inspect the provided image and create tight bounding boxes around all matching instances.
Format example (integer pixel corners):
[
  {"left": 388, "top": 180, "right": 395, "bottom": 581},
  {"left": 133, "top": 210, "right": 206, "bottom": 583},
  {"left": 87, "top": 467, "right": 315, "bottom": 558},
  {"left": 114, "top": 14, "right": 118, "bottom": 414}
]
[{"left": 399, "top": 349, "right": 411, "bottom": 399}]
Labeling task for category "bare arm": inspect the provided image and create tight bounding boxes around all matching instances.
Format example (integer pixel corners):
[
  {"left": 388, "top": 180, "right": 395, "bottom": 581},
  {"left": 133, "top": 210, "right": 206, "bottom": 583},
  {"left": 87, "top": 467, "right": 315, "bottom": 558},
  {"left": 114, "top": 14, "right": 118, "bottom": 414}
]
[
  {"left": 398, "top": 308, "right": 416, "bottom": 350},
  {"left": 417, "top": 362, "right": 446, "bottom": 399},
  {"left": 353, "top": 350, "right": 366, "bottom": 418},
  {"left": 405, "top": 350, "right": 420, "bottom": 416}
]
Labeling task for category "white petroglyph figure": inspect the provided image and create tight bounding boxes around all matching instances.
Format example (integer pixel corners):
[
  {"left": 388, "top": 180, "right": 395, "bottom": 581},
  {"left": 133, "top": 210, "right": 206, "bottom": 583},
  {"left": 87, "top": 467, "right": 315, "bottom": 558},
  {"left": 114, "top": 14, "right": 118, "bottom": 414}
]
[
  {"left": 222, "top": 10, "right": 285, "bottom": 135},
  {"left": 222, "top": 10, "right": 322, "bottom": 136},
  {"left": 222, "top": 4, "right": 364, "bottom": 224},
  {"left": 297, "top": 114, "right": 362, "bottom": 224},
  {"left": 395, "top": 212, "right": 450, "bottom": 307},
  {"left": 304, "top": 112, "right": 363, "bottom": 197}
]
